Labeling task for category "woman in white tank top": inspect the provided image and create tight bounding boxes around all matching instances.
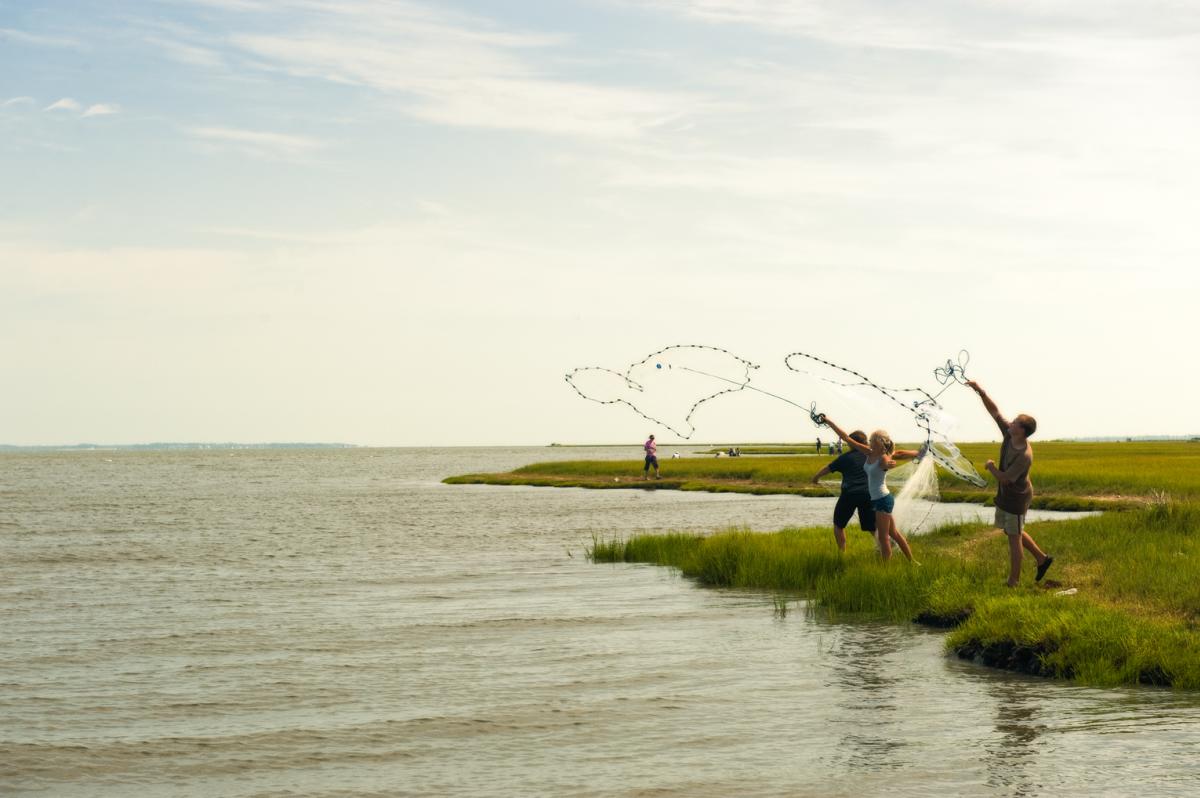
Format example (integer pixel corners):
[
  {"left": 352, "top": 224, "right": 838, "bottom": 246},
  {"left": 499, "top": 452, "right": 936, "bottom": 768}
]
[{"left": 822, "top": 415, "right": 923, "bottom": 563}]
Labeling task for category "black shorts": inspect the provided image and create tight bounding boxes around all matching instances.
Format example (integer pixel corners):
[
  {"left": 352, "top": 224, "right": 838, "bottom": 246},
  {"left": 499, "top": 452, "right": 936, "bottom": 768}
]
[
  {"left": 833, "top": 493, "right": 876, "bottom": 533},
  {"left": 644, "top": 455, "right": 658, "bottom": 469}
]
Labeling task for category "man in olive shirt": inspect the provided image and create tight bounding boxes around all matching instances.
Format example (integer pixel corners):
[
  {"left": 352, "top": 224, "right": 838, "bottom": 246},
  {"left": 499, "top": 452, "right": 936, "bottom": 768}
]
[
  {"left": 811, "top": 430, "right": 875, "bottom": 552},
  {"left": 967, "top": 380, "right": 1053, "bottom": 587}
]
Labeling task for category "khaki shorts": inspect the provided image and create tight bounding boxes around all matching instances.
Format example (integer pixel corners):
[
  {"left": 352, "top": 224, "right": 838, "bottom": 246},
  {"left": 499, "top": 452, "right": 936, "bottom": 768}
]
[{"left": 994, "top": 508, "right": 1025, "bottom": 536}]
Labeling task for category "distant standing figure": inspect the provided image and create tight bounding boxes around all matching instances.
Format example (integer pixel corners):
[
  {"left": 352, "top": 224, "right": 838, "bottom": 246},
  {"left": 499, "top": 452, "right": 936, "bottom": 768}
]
[
  {"left": 816, "top": 437, "right": 822, "bottom": 454},
  {"left": 643, "top": 434, "right": 661, "bottom": 480},
  {"left": 966, "top": 380, "right": 1052, "bottom": 587},
  {"left": 828, "top": 442, "right": 835, "bottom": 456},
  {"left": 811, "top": 430, "right": 876, "bottom": 552},
  {"left": 836, "top": 440, "right": 844, "bottom": 454}
]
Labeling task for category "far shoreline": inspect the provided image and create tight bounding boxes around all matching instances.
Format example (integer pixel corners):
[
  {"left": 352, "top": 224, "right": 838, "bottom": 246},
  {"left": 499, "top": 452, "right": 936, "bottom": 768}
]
[{"left": 445, "top": 439, "right": 1195, "bottom": 513}]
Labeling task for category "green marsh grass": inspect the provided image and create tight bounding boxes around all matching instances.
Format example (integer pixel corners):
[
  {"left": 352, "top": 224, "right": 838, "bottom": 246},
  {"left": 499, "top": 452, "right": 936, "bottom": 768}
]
[
  {"left": 446, "top": 441, "right": 1200, "bottom": 508},
  {"left": 588, "top": 503, "right": 1200, "bottom": 688}
]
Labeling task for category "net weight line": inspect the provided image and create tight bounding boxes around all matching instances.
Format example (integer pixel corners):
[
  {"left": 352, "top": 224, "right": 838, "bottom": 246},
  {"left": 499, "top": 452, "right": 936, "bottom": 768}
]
[
  {"left": 565, "top": 344, "right": 831, "bottom": 439},
  {"left": 563, "top": 344, "right": 760, "bottom": 440},
  {"left": 565, "top": 343, "right": 986, "bottom": 488},
  {"left": 668, "top": 364, "right": 827, "bottom": 427},
  {"left": 662, "top": 361, "right": 968, "bottom": 514},
  {"left": 785, "top": 349, "right": 986, "bottom": 487}
]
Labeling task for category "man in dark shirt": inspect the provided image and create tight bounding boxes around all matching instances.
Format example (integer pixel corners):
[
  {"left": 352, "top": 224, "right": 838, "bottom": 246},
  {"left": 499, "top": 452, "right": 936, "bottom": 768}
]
[
  {"left": 811, "top": 430, "right": 875, "bottom": 552},
  {"left": 967, "top": 380, "right": 1053, "bottom": 587}
]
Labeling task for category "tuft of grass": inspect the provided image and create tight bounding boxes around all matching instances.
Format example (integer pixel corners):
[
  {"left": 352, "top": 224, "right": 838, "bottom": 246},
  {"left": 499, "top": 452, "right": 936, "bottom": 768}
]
[{"left": 947, "top": 595, "right": 1200, "bottom": 688}]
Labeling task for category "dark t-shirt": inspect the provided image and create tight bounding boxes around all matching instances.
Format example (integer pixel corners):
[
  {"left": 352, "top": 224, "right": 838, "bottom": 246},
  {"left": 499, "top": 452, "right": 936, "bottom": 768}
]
[
  {"left": 995, "top": 430, "right": 1033, "bottom": 514},
  {"left": 828, "top": 450, "right": 869, "bottom": 495}
]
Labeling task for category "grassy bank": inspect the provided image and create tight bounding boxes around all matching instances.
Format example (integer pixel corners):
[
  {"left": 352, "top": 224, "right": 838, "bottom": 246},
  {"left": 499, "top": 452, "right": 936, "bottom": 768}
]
[
  {"left": 589, "top": 500, "right": 1200, "bottom": 688},
  {"left": 446, "top": 441, "right": 1200, "bottom": 510}
]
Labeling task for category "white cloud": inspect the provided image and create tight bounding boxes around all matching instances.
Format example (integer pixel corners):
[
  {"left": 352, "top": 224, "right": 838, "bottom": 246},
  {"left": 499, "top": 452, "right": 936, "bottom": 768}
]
[
  {"left": 38, "top": 97, "right": 121, "bottom": 118},
  {"left": 189, "top": 125, "right": 324, "bottom": 158},
  {"left": 44, "top": 97, "right": 82, "bottom": 112},
  {"left": 82, "top": 103, "right": 121, "bottom": 117},
  {"left": 179, "top": 0, "right": 272, "bottom": 10},
  {"left": 183, "top": 0, "right": 702, "bottom": 138},
  {"left": 0, "top": 27, "right": 82, "bottom": 48},
  {"left": 2, "top": 96, "right": 35, "bottom": 107},
  {"left": 416, "top": 199, "right": 450, "bottom": 216},
  {"left": 144, "top": 34, "right": 224, "bottom": 67},
  {"left": 628, "top": 0, "right": 1200, "bottom": 51},
  {"left": 195, "top": 225, "right": 352, "bottom": 245}
]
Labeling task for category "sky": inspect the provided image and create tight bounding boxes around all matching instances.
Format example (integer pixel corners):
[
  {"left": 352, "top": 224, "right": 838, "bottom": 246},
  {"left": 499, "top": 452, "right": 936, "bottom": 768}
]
[{"left": 2, "top": 0, "right": 1198, "bottom": 446}]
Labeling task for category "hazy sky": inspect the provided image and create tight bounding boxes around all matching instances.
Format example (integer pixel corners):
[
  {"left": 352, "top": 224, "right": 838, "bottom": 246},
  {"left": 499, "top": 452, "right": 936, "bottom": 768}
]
[{"left": 3, "top": 1, "right": 1198, "bottom": 446}]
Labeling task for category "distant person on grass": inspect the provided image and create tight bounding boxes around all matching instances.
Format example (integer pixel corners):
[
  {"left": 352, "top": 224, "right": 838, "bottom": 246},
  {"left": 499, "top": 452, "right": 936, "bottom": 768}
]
[
  {"left": 810, "top": 429, "right": 876, "bottom": 553},
  {"left": 822, "top": 416, "right": 922, "bottom": 563},
  {"left": 643, "top": 434, "right": 661, "bottom": 480},
  {"left": 966, "top": 380, "right": 1053, "bottom": 587}
]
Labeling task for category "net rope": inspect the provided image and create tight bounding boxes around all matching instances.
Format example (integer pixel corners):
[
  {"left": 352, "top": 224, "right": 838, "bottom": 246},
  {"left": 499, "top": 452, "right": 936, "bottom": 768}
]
[
  {"left": 564, "top": 344, "right": 759, "bottom": 440},
  {"left": 784, "top": 349, "right": 986, "bottom": 488},
  {"left": 566, "top": 344, "right": 987, "bottom": 490}
]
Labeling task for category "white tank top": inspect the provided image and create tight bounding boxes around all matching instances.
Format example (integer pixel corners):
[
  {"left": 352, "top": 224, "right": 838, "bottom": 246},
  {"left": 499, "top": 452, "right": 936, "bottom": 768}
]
[{"left": 863, "top": 457, "right": 889, "bottom": 500}]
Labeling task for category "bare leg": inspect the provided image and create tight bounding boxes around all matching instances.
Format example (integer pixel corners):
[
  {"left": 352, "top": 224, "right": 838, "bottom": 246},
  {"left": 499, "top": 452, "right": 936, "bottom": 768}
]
[
  {"left": 887, "top": 516, "right": 916, "bottom": 563},
  {"left": 834, "top": 526, "right": 847, "bottom": 553},
  {"left": 1007, "top": 533, "right": 1023, "bottom": 586},
  {"left": 1021, "top": 532, "right": 1046, "bottom": 563},
  {"left": 876, "top": 516, "right": 892, "bottom": 561}
]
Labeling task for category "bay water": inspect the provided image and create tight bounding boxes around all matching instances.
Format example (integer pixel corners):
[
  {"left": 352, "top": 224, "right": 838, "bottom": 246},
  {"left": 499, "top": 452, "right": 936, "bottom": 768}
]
[{"left": 4, "top": 446, "right": 1199, "bottom": 797}]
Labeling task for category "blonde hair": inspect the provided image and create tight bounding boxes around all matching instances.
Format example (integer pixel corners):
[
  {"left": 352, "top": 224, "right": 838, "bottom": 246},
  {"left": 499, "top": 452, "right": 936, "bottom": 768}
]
[{"left": 869, "top": 430, "right": 894, "bottom": 455}]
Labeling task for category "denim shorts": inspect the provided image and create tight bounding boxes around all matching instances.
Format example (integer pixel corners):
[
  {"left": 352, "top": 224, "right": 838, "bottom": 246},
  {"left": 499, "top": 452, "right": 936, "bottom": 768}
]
[{"left": 872, "top": 494, "right": 895, "bottom": 514}]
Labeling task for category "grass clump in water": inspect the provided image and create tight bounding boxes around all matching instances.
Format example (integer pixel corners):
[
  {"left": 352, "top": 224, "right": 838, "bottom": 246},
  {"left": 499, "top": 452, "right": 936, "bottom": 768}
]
[{"left": 947, "top": 595, "right": 1200, "bottom": 687}]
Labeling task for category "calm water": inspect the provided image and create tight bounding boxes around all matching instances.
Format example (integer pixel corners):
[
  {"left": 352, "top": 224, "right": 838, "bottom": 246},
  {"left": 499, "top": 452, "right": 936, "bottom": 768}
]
[{"left": 3, "top": 446, "right": 1199, "bottom": 797}]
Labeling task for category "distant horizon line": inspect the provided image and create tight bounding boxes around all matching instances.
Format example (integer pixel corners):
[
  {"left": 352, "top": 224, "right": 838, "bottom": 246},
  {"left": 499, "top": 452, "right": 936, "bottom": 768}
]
[
  {"left": 2, "top": 435, "right": 1199, "bottom": 452},
  {"left": 0, "top": 442, "right": 361, "bottom": 451}
]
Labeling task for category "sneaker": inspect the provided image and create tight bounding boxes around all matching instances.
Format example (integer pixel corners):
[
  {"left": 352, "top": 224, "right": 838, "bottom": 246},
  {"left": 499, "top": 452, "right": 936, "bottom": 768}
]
[{"left": 1035, "top": 556, "right": 1055, "bottom": 582}]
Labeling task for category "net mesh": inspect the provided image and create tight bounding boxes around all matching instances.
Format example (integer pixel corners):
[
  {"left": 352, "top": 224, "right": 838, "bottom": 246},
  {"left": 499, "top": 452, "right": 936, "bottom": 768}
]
[{"left": 565, "top": 345, "right": 989, "bottom": 536}]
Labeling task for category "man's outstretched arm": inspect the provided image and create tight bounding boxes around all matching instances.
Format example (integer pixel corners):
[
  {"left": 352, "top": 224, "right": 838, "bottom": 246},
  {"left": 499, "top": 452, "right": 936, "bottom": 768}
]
[{"left": 966, "top": 380, "right": 1008, "bottom": 434}]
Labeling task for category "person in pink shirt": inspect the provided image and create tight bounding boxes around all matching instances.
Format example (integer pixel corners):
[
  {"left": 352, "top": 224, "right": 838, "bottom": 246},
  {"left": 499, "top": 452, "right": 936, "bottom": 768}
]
[{"left": 643, "top": 434, "right": 661, "bottom": 480}]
